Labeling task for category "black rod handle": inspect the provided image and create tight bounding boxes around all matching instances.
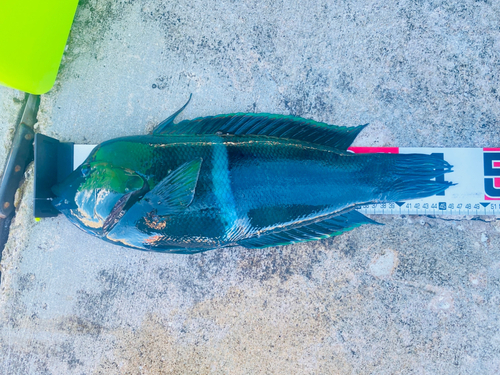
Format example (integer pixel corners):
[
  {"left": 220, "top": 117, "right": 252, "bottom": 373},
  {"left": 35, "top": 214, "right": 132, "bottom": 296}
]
[{"left": 0, "top": 123, "right": 34, "bottom": 218}]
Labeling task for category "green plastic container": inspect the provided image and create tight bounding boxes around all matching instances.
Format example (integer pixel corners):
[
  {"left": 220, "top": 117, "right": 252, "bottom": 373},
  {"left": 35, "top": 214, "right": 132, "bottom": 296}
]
[{"left": 0, "top": 1, "right": 79, "bottom": 94}]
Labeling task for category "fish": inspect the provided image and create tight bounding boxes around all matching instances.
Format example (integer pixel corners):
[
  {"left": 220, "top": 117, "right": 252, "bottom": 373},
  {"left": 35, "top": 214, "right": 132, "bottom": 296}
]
[{"left": 52, "top": 96, "right": 454, "bottom": 254}]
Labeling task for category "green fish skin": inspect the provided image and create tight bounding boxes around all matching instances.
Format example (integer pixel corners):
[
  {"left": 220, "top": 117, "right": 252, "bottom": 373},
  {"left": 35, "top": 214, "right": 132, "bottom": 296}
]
[{"left": 52, "top": 99, "right": 453, "bottom": 253}]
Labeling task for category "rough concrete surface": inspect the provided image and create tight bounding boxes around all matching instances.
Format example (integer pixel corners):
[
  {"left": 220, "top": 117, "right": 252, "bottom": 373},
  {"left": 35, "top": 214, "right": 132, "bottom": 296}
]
[{"left": 1, "top": 0, "right": 500, "bottom": 373}]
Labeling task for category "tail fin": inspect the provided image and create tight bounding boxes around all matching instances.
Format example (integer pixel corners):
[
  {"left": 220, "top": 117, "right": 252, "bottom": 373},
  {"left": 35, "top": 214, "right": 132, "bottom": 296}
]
[{"left": 376, "top": 154, "right": 454, "bottom": 202}]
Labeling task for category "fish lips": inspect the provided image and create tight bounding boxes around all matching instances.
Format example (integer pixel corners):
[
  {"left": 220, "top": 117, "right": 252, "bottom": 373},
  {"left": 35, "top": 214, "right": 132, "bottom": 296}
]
[
  {"left": 51, "top": 177, "right": 83, "bottom": 212},
  {"left": 51, "top": 194, "right": 78, "bottom": 211}
]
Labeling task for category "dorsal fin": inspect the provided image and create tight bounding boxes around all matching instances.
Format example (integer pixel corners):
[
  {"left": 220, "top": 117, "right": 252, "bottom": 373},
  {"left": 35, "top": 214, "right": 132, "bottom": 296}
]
[
  {"left": 152, "top": 94, "right": 192, "bottom": 135},
  {"left": 237, "top": 210, "right": 380, "bottom": 249},
  {"left": 153, "top": 96, "right": 367, "bottom": 150}
]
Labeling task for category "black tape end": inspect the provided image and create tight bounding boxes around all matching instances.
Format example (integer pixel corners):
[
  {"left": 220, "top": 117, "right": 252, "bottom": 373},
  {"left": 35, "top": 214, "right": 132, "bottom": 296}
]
[{"left": 34, "top": 134, "right": 74, "bottom": 218}]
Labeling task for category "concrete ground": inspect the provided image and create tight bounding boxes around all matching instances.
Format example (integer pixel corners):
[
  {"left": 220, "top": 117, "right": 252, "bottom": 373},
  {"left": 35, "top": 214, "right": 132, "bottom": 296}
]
[{"left": 1, "top": 0, "right": 500, "bottom": 373}]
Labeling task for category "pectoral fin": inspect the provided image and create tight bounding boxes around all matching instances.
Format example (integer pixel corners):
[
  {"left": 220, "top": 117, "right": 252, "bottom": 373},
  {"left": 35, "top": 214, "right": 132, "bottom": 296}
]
[
  {"left": 141, "top": 158, "right": 203, "bottom": 215},
  {"left": 237, "top": 210, "right": 380, "bottom": 249}
]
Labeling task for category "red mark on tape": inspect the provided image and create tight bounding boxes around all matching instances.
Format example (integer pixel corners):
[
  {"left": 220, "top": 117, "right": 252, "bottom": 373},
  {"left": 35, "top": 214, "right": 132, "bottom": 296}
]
[{"left": 348, "top": 147, "right": 399, "bottom": 154}]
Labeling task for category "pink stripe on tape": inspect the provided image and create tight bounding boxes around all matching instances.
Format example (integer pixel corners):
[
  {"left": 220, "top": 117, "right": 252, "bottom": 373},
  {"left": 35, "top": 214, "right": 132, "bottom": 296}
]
[{"left": 348, "top": 147, "right": 399, "bottom": 154}]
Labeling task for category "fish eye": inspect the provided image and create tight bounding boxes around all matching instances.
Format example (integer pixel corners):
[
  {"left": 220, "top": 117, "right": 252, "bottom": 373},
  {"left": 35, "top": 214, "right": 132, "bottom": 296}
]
[{"left": 81, "top": 165, "right": 91, "bottom": 177}]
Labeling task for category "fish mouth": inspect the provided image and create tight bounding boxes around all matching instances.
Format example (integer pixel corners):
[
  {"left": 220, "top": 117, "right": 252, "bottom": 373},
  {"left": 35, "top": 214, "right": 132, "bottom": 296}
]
[
  {"left": 51, "top": 183, "right": 64, "bottom": 197},
  {"left": 51, "top": 190, "right": 78, "bottom": 211},
  {"left": 51, "top": 196, "right": 69, "bottom": 210}
]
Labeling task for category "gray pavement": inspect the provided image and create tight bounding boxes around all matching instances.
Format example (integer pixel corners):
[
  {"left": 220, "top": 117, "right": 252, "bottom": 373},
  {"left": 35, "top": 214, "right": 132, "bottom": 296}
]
[{"left": 1, "top": 0, "right": 500, "bottom": 373}]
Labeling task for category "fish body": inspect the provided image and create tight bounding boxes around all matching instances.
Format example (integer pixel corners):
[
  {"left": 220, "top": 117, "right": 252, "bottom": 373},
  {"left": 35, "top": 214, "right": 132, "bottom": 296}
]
[{"left": 53, "top": 100, "right": 453, "bottom": 253}]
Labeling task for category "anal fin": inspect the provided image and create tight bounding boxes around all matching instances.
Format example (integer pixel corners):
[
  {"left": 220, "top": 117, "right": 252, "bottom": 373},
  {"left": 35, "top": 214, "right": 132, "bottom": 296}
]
[{"left": 237, "top": 210, "right": 379, "bottom": 249}]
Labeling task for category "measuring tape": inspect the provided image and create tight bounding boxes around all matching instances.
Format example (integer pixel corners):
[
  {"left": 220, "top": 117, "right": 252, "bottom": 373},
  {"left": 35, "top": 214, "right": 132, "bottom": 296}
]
[
  {"left": 349, "top": 147, "right": 500, "bottom": 216},
  {"left": 72, "top": 145, "right": 500, "bottom": 217}
]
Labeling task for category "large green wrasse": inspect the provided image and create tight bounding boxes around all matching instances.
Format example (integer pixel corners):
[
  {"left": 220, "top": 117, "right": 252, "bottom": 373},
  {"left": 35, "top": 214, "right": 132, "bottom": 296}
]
[{"left": 52, "top": 97, "right": 454, "bottom": 253}]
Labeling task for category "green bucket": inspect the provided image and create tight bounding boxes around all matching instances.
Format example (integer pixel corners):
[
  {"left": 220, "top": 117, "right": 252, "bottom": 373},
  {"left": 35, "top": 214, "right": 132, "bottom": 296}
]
[{"left": 0, "top": 1, "right": 79, "bottom": 94}]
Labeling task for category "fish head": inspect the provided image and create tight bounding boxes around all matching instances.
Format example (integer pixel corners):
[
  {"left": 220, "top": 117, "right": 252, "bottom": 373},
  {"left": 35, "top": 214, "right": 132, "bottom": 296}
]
[{"left": 52, "top": 162, "right": 147, "bottom": 236}]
